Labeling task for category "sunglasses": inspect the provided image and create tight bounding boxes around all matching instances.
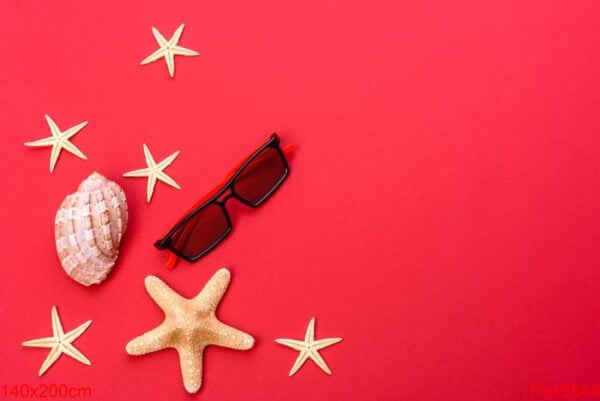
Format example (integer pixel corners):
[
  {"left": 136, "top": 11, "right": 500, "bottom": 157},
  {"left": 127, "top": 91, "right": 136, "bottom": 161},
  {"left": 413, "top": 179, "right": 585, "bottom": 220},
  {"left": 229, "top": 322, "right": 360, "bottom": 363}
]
[{"left": 155, "top": 134, "right": 292, "bottom": 268}]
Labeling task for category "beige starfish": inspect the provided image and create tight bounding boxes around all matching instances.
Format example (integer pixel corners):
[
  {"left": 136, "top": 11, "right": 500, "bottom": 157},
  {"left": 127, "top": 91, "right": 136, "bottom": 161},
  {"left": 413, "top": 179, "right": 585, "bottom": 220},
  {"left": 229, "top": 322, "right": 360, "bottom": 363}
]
[
  {"left": 126, "top": 269, "right": 254, "bottom": 393},
  {"left": 22, "top": 306, "right": 92, "bottom": 376},
  {"left": 275, "top": 317, "right": 342, "bottom": 376},
  {"left": 141, "top": 24, "right": 199, "bottom": 77},
  {"left": 24, "top": 115, "right": 88, "bottom": 172},
  {"left": 123, "top": 144, "right": 181, "bottom": 203}
]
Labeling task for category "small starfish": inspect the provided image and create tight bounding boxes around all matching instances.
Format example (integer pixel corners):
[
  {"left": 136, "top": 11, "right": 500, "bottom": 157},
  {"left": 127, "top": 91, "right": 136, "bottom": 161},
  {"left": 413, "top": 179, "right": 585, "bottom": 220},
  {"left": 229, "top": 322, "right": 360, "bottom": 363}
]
[
  {"left": 141, "top": 24, "right": 199, "bottom": 77},
  {"left": 126, "top": 269, "right": 254, "bottom": 393},
  {"left": 123, "top": 144, "right": 181, "bottom": 203},
  {"left": 275, "top": 317, "right": 342, "bottom": 376},
  {"left": 24, "top": 115, "right": 88, "bottom": 172},
  {"left": 22, "top": 306, "right": 92, "bottom": 376}
]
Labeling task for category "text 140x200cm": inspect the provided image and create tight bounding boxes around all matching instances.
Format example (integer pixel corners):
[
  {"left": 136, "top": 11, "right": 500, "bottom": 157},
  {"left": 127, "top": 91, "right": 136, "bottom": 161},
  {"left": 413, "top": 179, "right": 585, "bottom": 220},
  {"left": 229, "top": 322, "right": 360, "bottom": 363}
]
[{"left": 1, "top": 384, "right": 91, "bottom": 399}]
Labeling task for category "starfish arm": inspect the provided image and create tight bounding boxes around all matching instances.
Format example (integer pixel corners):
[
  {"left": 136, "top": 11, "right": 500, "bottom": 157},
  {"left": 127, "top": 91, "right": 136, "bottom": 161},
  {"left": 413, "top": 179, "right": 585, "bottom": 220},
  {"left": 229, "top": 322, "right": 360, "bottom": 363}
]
[
  {"left": 24, "top": 136, "right": 55, "bottom": 147},
  {"left": 305, "top": 317, "right": 316, "bottom": 343},
  {"left": 38, "top": 345, "right": 62, "bottom": 376},
  {"left": 51, "top": 306, "right": 64, "bottom": 338},
  {"left": 193, "top": 268, "right": 231, "bottom": 311},
  {"left": 22, "top": 337, "right": 57, "bottom": 348},
  {"left": 143, "top": 144, "right": 157, "bottom": 168},
  {"left": 165, "top": 51, "right": 176, "bottom": 77},
  {"left": 49, "top": 143, "right": 61, "bottom": 172},
  {"left": 151, "top": 27, "right": 169, "bottom": 47},
  {"left": 177, "top": 343, "right": 204, "bottom": 394},
  {"left": 146, "top": 174, "right": 157, "bottom": 202},
  {"left": 61, "top": 139, "right": 87, "bottom": 160},
  {"left": 123, "top": 168, "right": 151, "bottom": 177},
  {"left": 62, "top": 320, "right": 92, "bottom": 343},
  {"left": 212, "top": 321, "right": 254, "bottom": 350},
  {"left": 141, "top": 48, "right": 167, "bottom": 65},
  {"left": 288, "top": 349, "right": 310, "bottom": 377},
  {"left": 44, "top": 115, "right": 61, "bottom": 136},
  {"left": 309, "top": 349, "right": 332, "bottom": 375},
  {"left": 171, "top": 45, "right": 199, "bottom": 57},
  {"left": 275, "top": 338, "right": 306, "bottom": 352},
  {"left": 126, "top": 323, "right": 172, "bottom": 355},
  {"left": 60, "top": 343, "right": 91, "bottom": 366},
  {"left": 61, "top": 121, "right": 88, "bottom": 139},
  {"left": 312, "top": 337, "right": 343, "bottom": 351},
  {"left": 156, "top": 171, "right": 181, "bottom": 190},
  {"left": 144, "top": 276, "right": 187, "bottom": 311},
  {"left": 169, "top": 24, "right": 185, "bottom": 46},
  {"left": 156, "top": 151, "right": 180, "bottom": 169}
]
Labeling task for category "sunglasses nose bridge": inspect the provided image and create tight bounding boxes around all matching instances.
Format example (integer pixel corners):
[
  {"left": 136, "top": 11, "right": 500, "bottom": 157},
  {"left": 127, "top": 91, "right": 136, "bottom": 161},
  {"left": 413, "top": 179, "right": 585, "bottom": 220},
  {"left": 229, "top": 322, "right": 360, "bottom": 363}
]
[{"left": 215, "top": 190, "right": 236, "bottom": 205}]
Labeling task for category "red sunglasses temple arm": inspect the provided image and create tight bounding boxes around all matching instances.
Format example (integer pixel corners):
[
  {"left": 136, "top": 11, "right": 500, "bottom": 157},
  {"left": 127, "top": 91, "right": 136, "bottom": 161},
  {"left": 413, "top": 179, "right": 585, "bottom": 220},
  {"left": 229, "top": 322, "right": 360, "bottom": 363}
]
[{"left": 166, "top": 144, "right": 295, "bottom": 269}]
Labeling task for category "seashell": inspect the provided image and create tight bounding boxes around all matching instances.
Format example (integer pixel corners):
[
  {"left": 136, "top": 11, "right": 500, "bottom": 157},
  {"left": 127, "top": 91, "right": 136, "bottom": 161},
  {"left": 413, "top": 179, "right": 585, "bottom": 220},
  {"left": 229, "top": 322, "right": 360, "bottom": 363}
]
[{"left": 55, "top": 172, "right": 128, "bottom": 286}]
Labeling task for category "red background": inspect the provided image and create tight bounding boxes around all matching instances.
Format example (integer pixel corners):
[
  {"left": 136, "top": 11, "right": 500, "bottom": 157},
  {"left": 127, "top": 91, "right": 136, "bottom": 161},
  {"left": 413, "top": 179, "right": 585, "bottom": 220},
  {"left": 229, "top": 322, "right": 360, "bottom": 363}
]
[{"left": 1, "top": 1, "right": 599, "bottom": 400}]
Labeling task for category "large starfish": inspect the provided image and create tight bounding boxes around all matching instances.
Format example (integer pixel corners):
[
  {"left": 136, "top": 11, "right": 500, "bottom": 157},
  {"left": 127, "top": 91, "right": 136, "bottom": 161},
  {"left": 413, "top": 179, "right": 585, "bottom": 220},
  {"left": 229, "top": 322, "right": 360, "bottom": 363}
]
[
  {"left": 123, "top": 144, "right": 181, "bottom": 203},
  {"left": 126, "top": 268, "right": 254, "bottom": 393},
  {"left": 275, "top": 317, "right": 342, "bottom": 376},
  {"left": 141, "top": 24, "right": 199, "bottom": 77},
  {"left": 24, "top": 115, "right": 88, "bottom": 172},
  {"left": 22, "top": 306, "right": 92, "bottom": 376}
]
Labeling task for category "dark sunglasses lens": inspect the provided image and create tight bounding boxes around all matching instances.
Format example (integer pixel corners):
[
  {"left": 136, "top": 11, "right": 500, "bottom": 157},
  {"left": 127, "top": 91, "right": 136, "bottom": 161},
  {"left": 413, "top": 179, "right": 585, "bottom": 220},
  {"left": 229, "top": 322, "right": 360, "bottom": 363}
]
[
  {"left": 233, "top": 147, "right": 286, "bottom": 205},
  {"left": 169, "top": 203, "right": 229, "bottom": 258}
]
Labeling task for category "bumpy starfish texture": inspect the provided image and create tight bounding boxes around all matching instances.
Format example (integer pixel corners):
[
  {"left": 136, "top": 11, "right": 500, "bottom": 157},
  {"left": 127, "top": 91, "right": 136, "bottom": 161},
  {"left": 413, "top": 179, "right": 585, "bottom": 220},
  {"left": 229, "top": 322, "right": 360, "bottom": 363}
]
[
  {"left": 126, "top": 269, "right": 254, "bottom": 393},
  {"left": 275, "top": 317, "right": 342, "bottom": 376},
  {"left": 22, "top": 306, "right": 92, "bottom": 376},
  {"left": 24, "top": 115, "right": 88, "bottom": 172},
  {"left": 141, "top": 24, "right": 199, "bottom": 77},
  {"left": 123, "top": 144, "right": 181, "bottom": 202}
]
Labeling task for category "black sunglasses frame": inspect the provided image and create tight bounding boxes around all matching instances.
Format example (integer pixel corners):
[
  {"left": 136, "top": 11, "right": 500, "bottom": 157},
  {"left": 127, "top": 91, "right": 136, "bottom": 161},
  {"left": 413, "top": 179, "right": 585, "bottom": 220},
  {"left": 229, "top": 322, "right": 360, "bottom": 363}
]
[{"left": 154, "top": 133, "right": 289, "bottom": 262}]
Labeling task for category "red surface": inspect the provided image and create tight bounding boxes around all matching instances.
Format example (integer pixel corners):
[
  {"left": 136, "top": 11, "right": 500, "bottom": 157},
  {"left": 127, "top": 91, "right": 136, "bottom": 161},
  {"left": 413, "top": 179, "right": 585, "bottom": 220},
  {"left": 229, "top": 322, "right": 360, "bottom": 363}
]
[{"left": 1, "top": 1, "right": 599, "bottom": 400}]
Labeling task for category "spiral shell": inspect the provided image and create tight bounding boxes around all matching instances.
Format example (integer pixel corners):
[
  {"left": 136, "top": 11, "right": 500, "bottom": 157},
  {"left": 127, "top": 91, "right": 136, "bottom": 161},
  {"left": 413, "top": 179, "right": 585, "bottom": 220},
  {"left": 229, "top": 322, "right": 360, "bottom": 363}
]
[{"left": 55, "top": 172, "right": 128, "bottom": 286}]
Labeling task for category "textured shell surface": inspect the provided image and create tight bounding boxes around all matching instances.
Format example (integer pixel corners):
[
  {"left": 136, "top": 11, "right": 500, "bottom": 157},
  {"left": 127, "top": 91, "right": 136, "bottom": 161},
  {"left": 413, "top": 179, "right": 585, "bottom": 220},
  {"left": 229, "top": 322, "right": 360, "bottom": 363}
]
[{"left": 55, "top": 172, "right": 128, "bottom": 286}]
